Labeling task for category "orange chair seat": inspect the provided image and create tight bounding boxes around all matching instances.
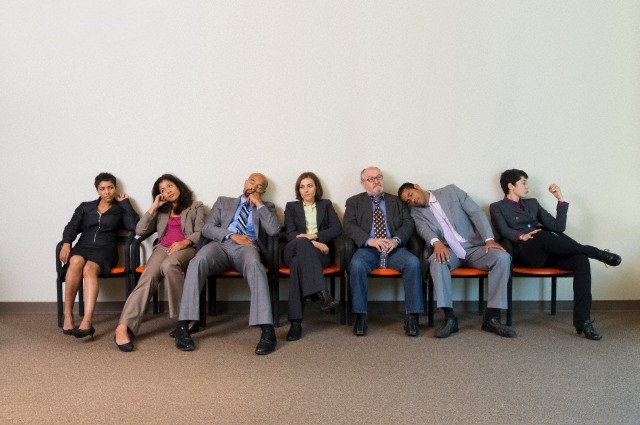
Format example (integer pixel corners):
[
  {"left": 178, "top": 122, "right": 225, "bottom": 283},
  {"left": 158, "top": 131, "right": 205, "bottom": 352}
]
[
  {"left": 135, "top": 266, "right": 145, "bottom": 274},
  {"left": 109, "top": 266, "right": 126, "bottom": 275},
  {"left": 215, "top": 267, "right": 270, "bottom": 278},
  {"left": 370, "top": 268, "right": 403, "bottom": 277},
  {"left": 279, "top": 264, "right": 341, "bottom": 276},
  {"left": 450, "top": 267, "right": 488, "bottom": 277},
  {"left": 513, "top": 267, "right": 572, "bottom": 276}
]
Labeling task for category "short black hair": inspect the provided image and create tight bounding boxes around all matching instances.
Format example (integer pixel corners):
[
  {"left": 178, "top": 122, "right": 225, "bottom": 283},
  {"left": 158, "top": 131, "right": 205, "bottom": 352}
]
[
  {"left": 151, "top": 174, "right": 194, "bottom": 215},
  {"left": 295, "top": 171, "right": 324, "bottom": 201},
  {"left": 397, "top": 182, "right": 416, "bottom": 199},
  {"left": 499, "top": 169, "right": 528, "bottom": 195},
  {"left": 94, "top": 172, "right": 116, "bottom": 189}
]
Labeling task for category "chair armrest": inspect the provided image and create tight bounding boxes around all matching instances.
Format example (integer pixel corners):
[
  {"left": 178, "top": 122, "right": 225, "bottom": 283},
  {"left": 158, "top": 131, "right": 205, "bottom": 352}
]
[
  {"left": 340, "top": 235, "right": 355, "bottom": 273},
  {"left": 127, "top": 232, "right": 155, "bottom": 272}
]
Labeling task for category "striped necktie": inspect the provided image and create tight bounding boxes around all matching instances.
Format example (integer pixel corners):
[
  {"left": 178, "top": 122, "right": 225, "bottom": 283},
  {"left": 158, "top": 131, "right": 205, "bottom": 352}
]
[{"left": 237, "top": 202, "right": 250, "bottom": 235}]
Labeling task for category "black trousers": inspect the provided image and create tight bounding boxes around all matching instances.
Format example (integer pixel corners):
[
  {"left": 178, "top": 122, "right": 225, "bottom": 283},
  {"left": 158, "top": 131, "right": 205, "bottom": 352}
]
[
  {"left": 283, "top": 238, "right": 330, "bottom": 321},
  {"left": 515, "top": 231, "right": 595, "bottom": 323}
]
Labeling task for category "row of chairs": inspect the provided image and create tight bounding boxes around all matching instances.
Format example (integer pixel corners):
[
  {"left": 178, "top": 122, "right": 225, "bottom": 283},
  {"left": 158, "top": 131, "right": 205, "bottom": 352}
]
[{"left": 56, "top": 232, "right": 573, "bottom": 329}]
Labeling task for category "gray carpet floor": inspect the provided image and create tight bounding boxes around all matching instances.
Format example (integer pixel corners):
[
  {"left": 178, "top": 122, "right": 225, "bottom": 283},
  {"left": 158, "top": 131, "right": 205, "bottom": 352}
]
[{"left": 1, "top": 307, "right": 639, "bottom": 424}]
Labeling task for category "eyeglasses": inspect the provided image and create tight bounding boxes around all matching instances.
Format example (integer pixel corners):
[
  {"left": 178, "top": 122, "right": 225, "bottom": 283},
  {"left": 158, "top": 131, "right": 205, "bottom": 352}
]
[{"left": 363, "top": 174, "right": 383, "bottom": 183}]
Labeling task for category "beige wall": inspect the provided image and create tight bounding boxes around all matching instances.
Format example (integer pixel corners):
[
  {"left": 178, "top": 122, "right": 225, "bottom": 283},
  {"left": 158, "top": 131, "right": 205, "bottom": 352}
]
[{"left": 1, "top": 1, "right": 638, "bottom": 303}]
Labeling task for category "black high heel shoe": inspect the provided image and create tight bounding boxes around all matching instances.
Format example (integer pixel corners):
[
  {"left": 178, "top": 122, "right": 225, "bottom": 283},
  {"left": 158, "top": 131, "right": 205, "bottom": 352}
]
[
  {"left": 62, "top": 327, "right": 76, "bottom": 336},
  {"left": 114, "top": 335, "right": 134, "bottom": 352},
  {"left": 575, "top": 319, "right": 602, "bottom": 341},
  {"left": 73, "top": 326, "right": 95, "bottom": 340}
]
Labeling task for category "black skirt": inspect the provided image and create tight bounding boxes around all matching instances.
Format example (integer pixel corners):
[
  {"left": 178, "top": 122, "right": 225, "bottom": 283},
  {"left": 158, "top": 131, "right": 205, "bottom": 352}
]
[{"left": 69, "top": 245, "right": 118, "bottom": 278}]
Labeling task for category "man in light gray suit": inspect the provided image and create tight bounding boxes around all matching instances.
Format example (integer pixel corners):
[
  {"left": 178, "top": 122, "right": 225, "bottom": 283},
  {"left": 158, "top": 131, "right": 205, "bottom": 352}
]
[
  {"left": 174, "top": 173, "right": 282, "bottom": 355},
  {"left": 398, "top": 182, "right": 516, "bottom": 338}
]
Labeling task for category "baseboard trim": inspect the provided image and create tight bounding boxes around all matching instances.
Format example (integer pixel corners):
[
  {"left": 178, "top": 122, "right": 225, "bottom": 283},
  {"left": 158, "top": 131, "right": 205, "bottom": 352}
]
[{"left": 2, "top": 300, "right": 640, "bottom": 315}]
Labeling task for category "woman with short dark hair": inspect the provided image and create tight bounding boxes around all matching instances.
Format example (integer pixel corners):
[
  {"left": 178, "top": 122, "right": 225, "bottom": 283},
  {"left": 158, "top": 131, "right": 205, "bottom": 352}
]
[
  {"left": 60, "top": 172, "right": 139, "bottom": 339},
  {"left": 490, "top": 169, "right": 621, "bottom": 340}
]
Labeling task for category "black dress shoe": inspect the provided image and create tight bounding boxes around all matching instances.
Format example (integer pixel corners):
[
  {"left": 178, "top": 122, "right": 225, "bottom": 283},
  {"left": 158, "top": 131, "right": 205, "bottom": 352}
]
[
  {"left": 255, "top": 325, "right": 277, "bottom": 355},
  {"left": 73, "top": 326, "right": 95, "bottom": 340},
  {"left": 575, "top": 319, "right": 602, "bottom": 341},
  {"left": 174, "top": 326, "right": 195, "bottom": 351},
  {"left": 318, "top": 290, "right": 339, "bottom": 311},
  {"left": 353, "top": 314, "right": 368, "bottom": 336},
  {"left": 286, "top": 321, "right": 302, "bottom": 341},
  {"left": 114, "top": 336, "right": 134, "bottom": 352},
  {"left": 435, "top": 316, "right": 459, "bottom": 338},
  {"left": 169, "top": 322, "right": 201, "bottom": 338},
  {"left": 481, "top": 317, "right": 517, "bottom": 338},
  {"left": 404, "top": 314, "right": 419, "bottom": 337},
  {"left": 62, "top": 327, "right": 76, "bottom": 336},
  {"left": 594, "top": 249, "right": 621, "bottom": 267}
]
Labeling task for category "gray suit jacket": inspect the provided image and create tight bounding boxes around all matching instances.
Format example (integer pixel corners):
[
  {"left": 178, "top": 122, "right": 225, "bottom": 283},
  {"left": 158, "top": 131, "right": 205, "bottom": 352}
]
[
  {"left": 411, "top": 185, "right": 494, "bottom": 257},
  {"left": 343, "top": 192, "right": 414, "bottom": 248},
  {"left": 135, "top": 201, "right": 206, "bottom": 247},
  {"left": 201, "top": 196, "right": 281, "bottom": 254},
  {"left": 489, "top": 197, "right": 568, "bottom": 242}
]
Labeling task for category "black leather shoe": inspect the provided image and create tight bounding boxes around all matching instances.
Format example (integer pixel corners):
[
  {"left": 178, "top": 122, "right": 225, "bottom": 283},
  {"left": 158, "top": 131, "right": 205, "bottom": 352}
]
[
  {"left": 62, "top": 327, "right": 76, "bottom": 336},
  {"left": 594, "top": 249, "right": 621, "bottom": 267},
  {"left": 404, "top": 314, "right": 419, "bottom": 337},
  {"left": 575, "top": 319, "right": 602, "bottom": 341},
  {"left": 353, "top": 314, "right": 368, "bottom": 336},
  {"left": 318, "top": 290, "right": 339, "bottom": 311},
  {"left": 481, "top": 317, "right": 517, "bottom": 338},
  {"left": 255, "top": 326, "right": 277, "bottom": 355},
  {"left": 73, "top": 326, "right": 95, "bottom": 340},
  {"left": 114, "top": 335, "right": 134, "bottom": 352},
  {"left": 174, "top": 326, "right": 195, "bottom": 351},
  {"left": 435, "top": 316, "right": 459, "bottom": 338},
  {"left": 169, "top": 321, "right": 200, "bottom": 338},
  {"left": 286, "top": 322, "right": 302, "bottom": 341}
]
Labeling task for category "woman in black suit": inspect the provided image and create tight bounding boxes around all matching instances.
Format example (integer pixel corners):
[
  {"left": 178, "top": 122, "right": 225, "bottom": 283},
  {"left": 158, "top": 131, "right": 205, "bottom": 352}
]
[
  {"left": 489, "top": 169, "right": 621, "bottom": 341},
  {"left": 59, "top": 172, "right": 139, "bottom": 339},
  {"left": 283, "top": 172, "right": 342, "bottom": 341}
]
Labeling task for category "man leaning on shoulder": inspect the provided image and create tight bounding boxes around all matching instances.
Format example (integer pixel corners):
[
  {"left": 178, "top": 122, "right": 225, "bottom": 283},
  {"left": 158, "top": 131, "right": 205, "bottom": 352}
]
[{"left": 398, "top": 182, "right": 516, "bottom": 339}]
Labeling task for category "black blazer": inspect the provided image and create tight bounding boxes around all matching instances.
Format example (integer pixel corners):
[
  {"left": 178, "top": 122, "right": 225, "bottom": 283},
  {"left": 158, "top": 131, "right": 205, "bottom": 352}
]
[
  {"left": 284, "top": 199, "right": 342, "bottom": 244},
  {"left": 489, "top": 197, "right": 568, "bottom": 242},
  {"left": 343, "top": 192, "right": 414, "bottom": 248}
]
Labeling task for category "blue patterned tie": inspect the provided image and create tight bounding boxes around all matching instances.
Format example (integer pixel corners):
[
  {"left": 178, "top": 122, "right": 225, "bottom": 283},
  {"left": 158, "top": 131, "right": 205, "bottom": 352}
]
[{"left": 237, "top": 202, "right": 250, "bottom": 235}]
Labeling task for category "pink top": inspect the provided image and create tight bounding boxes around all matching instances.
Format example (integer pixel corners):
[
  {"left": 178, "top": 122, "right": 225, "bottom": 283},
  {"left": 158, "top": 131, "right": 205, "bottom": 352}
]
[{"left": 160, "top": 216, "right": 186, "bottom": 247}]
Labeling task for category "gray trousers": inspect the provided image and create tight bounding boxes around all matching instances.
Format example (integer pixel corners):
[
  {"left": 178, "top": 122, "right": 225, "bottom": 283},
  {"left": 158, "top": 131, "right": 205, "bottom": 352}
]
[
  {"left": 178, "top": 239, "right": 273, "bottom": 326},
  {"left": 119, "top": 246, "right": 195, "bottom": 335},
  {"left": 429, "top": 246, "right": 510, "bottom": 310}
]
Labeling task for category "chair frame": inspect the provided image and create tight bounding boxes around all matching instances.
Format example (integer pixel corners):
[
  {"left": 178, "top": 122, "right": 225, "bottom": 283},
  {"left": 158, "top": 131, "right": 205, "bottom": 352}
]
[
  {"left": 506, "top": 267, "right": 574, "bottom": 326},
  {"left": 425, "top": 267, "right": 488, "bottom": 327}
]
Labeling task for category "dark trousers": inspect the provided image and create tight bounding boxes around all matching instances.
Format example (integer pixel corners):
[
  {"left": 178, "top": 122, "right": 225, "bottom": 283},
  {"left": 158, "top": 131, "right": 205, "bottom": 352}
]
[
  {"left": 515, "top": 231, "right": 593, "bottom": 322},
  {"left": 283, "top": 238, "right": 330, "bottom": 321}
]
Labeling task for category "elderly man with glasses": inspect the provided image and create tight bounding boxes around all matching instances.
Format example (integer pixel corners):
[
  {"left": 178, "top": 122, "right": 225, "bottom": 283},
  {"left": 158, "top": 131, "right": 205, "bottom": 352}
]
[{"left": 343, "top": 166, "right": 425, "bottom": 337}]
